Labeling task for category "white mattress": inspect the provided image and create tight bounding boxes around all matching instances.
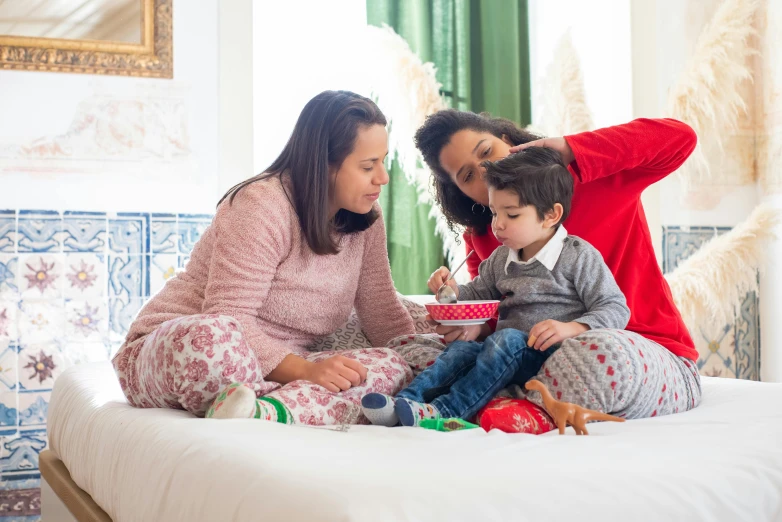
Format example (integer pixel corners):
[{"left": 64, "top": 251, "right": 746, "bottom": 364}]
[{"left": 48, "top": 362, "right": 782, "bottom": 522}]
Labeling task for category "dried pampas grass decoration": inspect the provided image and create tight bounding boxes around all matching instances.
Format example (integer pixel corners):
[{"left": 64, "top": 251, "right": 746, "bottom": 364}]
[
  {"left": 362, "top": 24, "right": 467, "bottom": 276},
  {"left": 665, "top": 0, "right": 757, "bottom": 191},
  {"left": 664, "top": 203, "right": 780, "bottom": 330},
  {"left": 535, "top": 30, "right": 594, "bottom": 136}
]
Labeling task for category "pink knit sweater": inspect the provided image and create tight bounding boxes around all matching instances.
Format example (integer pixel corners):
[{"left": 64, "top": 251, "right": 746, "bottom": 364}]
[{"left": 120, "top": 176, "right": 415, "bottom": 376}]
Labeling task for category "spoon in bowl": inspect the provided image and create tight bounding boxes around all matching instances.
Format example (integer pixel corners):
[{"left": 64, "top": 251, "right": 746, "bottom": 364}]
[{"left": 436, "top": 250, "right": 475, "bottom": 304}]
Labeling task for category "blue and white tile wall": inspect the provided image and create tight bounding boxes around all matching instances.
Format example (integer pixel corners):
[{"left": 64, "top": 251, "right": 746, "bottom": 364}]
[
  {"left": 0, "top": 209, "right": 213, "bottom": 519},
  {"left": 662, "top": 226, "right": 760, "bottom": 381}
]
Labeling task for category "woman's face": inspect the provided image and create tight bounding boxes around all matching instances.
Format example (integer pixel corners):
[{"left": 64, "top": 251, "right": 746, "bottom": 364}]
[
  {"left": 330, "top": 124, "right": 390, "bottom": 217},
  {"left": 438, "top": 129, "right": 514, "bottom": 206}
]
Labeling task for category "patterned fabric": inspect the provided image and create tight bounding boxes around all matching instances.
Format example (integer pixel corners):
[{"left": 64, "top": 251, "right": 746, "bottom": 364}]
[
  {"left": 308, "top": 294, "right": 436, "bottom": 353},
  {"left": 113, "top": 314, "right": 412, "bottom": 423},
  {"left": 395, "top": 397, "right": 441, "bottom": 427},
  {"left": 386, "top": 334, "right": 445, "bottom": 376},
  {"left": 515, "top": 329, "right": 702, "bottom": 419},
  {"left": 475, "top": 398, "right": 556, "bottom": 434},
  {"left": 264, "top": 349, "right": 412, "bottom": 426},
  {"left": 307, "top": 308, "right": 372, "bottom": 352},
  {"left": 383, "top": 329, "right": 701, "bottom": 421}
]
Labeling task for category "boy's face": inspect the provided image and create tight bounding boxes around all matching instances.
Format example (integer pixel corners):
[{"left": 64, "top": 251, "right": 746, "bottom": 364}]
[{"left": 489, "top": 187, "right": 551, "bottom": 251}]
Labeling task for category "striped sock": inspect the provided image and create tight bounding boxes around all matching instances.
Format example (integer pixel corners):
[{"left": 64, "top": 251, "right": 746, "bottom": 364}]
[
  {"left": 361, "top": 393, "right": 399, "bottom": 427},
  {"left": 395, "top": 398, "right": 441, "bottom": 427},
  {"left": 206, "top": 383, "right": 292, "bottom": 424}
]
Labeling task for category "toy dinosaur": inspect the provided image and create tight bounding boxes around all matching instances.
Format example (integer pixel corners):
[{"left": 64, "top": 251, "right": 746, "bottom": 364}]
[{"left": 525, "top": 379, "right": 625, "bottom": 435}]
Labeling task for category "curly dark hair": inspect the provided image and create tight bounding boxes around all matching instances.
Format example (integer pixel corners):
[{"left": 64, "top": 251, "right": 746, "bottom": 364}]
[{"left": 414, "top": 109, "right": 540, "bottom": 235}]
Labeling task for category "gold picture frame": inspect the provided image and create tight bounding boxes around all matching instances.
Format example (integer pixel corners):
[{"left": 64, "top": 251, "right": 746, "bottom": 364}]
[{"left": 0, "top": 0, "right": 172, "bottom": 78}]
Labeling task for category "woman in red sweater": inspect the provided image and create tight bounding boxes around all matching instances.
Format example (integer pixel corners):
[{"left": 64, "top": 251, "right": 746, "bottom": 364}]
[{"left": 414, "top": 111, "right": 701, "bottom": 419}]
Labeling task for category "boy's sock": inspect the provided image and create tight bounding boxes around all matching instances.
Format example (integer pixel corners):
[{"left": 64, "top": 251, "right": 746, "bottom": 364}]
[
  {"left": 361, "top": 393, "right": 399, "bottom": 427},
  {"left": 206, "top": 383, "right": 292, "bottom": 424},
  {"left": 395, "top": 398, "right": 441, "bottom": 427}
]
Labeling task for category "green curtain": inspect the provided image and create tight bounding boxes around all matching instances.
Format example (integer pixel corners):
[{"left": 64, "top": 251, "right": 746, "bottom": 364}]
[{"left": 367, "top": 0, "right": 531, "bottom": 294}]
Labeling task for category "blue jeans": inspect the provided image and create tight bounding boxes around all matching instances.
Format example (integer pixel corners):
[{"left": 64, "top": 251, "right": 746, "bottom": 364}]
[{"left": 396, "top": 329, "right": 558, "bottom": 420}]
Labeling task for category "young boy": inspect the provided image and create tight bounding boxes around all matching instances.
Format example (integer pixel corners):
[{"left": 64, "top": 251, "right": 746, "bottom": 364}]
[{"left": 362, "top": 147, "right": 631, "bottom": 427}]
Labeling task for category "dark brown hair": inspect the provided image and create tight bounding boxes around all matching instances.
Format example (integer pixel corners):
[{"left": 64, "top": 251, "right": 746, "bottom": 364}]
[
  {"left": 414, "top": 109, "right": 540, "bottom": 235},
  {"left": 484, "top": 147, "right": 573, "bottom": 225},
  {"left": 218, "top": 90, "right": 386, "bottom": 255}
]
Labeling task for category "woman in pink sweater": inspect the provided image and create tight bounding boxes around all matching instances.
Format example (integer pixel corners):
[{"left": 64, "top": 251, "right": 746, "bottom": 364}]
[{"left": 112, "top": 91, "right": 416, "bottom": 425}]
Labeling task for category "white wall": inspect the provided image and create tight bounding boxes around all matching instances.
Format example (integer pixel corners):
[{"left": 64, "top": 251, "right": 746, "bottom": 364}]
[
  {"left": 251, "top": 0, "right": 367, "bottom": 178},
  {"left": 0, "top": 1, "right": 220, "bottom": 214},
  {"left": 528, "top": 0, "right": 633, "bottom": 131},
  {"left": 218, "top": 0, "right": 254, "bottom": 198}
]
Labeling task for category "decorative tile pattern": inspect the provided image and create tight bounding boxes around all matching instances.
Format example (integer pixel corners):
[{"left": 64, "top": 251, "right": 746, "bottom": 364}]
[
  {"left": 62, "top": 212, "right": 107, "bottom": 253},
  {"left": 17, "top": 393, "right": 48, "bottom": 428},
  {"left": 178, "top": 214, "right": 212, "bottom": 254},
  {"left": 0, "top": 346, "right": 18, "bottom": 391},
  {"left": 0, "top": 211, "right": 15, "bottom": 254},
  {"left": 17, "top": 211, "right": 62, "bottom": 253},
  {"left": 18, "top": 254, "right": 63, "bottom": 300},
  {"left": 0, "top": 485, "right": 41, "bottom": 518},
  {"left": 151, "top": 214, "right": 178, "bottom": 253},
  {"left": 662, "top": 225, "right": 760, "bottom": 381},
  {"left": 0, "top": 301, "right": 18, "bottom": 344},
  {"left": 0, "top": 392, "right": 17, "bottom": 428},
  {"left": 0, "top": 209, "right": 213, "bottom": 506},
  {"left": 0, "top": 256, "right": 19, "bottom": 299},
  {"left": 108, "top": 255, "right": 149, "bottom": 299},
  {"left": 18, "top": 301, "right": 64, "bottom": 347},
  {"left": 17, "top": 344, "right": 62, "bottom": 391},
  {"left": 150, "top": 254, "right": 178, "bottom": 295},
  {"left": 108, "top": 213, "right": 149, "bottom": 254},
  {"left": 63, "top": 253, "right": 106, "bottom": 299},
  {"left": 108, "top": 298, "right": 146, "bottom": 344},
  {"left": 64, "top": 300, "right": 108, "bottom": 343},
  {"left": 0, "top": 429, "right": 47, "bottom": 476}
]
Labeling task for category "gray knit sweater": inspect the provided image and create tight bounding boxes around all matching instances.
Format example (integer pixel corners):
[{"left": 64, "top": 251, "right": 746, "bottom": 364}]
[{"left": 458, "top": 235, "right": 630, "bottom": 334}]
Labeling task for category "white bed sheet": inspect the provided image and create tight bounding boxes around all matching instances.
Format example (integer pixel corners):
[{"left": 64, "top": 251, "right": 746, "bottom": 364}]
[{"left": 48, "top": 362, "right": 782, "bottom": 522}]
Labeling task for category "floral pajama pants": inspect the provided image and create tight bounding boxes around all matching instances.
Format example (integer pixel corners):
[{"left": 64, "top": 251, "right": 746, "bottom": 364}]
[{"left": 112, "top": 314, "right": 413, "bottom": 424}]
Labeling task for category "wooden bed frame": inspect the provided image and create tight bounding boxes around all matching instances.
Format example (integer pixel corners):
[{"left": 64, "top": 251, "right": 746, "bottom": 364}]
[{"left": 40, "top": 450, "right": 112, "bottom": 522}]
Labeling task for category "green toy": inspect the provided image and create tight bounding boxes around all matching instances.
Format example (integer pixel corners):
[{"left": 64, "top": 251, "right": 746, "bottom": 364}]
[{"left": 419, "top": 417, "right": 481, "bottom": 432}]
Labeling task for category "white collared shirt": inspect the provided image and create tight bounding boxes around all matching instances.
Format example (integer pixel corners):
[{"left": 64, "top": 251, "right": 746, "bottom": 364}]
[{"left": 504, "top": 225, "right": 568, "bottom": 274}]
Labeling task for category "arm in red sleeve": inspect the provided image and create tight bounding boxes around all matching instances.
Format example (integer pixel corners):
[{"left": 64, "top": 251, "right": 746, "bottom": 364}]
[
  {"left": 463, "top": 232, "right": 481, "bottom": 280},
  {"left": 565, "top": 118, "right": 697, "bottom": 193}
]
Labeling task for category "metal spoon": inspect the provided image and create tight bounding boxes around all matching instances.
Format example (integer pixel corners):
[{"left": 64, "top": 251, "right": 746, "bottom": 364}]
[{"left": 436, "top": 250, "right": 475, "bottom": 304}]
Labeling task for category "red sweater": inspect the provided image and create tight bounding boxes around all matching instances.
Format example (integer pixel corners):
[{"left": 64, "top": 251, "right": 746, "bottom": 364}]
[{"left": 464, "top": 118, "right": 698, "bottom": 362}]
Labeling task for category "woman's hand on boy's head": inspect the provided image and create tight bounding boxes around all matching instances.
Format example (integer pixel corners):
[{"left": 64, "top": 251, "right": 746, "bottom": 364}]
[
  {"left": 528, "top": 320, "right": 589, "bottom": 351},
  {"left": 509, "top": 137, "right": 575, "bottom": 166}
]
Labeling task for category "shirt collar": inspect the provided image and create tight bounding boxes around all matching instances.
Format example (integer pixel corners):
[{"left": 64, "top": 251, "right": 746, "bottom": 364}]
[{"left": 504, "top": 225, "right": 568, "bottom": 273}]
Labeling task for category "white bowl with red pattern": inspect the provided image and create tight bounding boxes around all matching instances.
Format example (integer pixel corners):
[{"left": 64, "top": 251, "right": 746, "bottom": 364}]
[{"left": 425, "top": 300, "right": 500, "bottom": 326}]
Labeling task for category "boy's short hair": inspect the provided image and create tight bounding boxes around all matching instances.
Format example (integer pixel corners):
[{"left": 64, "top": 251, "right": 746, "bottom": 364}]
[{"left": 483, "top": 147, "right": 573, "bottom": 225}]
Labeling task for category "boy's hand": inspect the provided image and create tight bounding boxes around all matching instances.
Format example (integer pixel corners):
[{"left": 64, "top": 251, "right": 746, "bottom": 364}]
[
  {"left": 428, "top": 266, "right": 459, "bottom": 296},
  {"left": 509, "top": 137, "right": 575, "bottom": 166},
  {"left": 426, "top": 314, "right": 484, "bottom": 343},
  {"left": 528, "top": 320, "right": 589, "bottom": 351}
]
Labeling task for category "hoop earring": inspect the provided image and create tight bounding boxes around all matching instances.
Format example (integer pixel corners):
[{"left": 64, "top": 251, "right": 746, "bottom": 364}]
[{"left": 472, "top": 203, "right": 486, "bottom": 214}]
